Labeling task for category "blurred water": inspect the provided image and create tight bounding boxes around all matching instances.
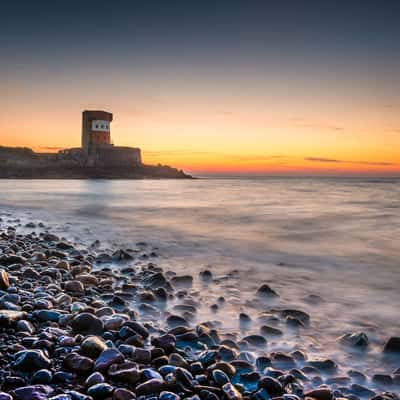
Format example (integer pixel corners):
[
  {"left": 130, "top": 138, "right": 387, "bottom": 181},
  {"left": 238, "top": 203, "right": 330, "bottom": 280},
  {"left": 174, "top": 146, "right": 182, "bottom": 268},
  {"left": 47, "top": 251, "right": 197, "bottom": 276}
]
[{"left": 0, "top": 178, "right": 399, "bottom": 378}]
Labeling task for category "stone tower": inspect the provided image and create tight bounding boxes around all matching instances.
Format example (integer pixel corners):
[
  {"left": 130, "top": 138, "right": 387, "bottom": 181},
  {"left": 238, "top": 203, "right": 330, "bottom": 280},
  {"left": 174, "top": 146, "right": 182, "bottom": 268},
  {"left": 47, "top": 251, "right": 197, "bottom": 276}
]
[{"left": 81, "top": 110, "right": 113, "bottom": 154}]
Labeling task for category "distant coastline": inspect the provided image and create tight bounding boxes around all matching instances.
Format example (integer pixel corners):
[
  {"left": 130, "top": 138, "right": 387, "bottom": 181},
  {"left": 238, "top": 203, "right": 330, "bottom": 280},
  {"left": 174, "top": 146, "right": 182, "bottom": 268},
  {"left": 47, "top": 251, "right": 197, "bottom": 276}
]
[{"left": 0, "top": 146, "right": 192, "bottom": 179}]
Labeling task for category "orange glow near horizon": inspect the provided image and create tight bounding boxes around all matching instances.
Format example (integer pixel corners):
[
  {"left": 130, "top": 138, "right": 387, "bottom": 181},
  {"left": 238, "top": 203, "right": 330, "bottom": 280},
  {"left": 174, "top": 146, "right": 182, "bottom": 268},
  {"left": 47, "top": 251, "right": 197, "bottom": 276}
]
[{"left": 1, "top": 75, "right": 399, "bottom": 176}]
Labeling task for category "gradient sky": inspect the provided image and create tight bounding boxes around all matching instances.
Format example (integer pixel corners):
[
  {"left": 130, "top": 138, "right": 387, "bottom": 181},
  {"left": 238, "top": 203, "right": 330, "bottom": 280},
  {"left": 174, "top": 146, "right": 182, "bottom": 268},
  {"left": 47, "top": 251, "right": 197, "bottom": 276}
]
[{"left": 1, "top": 0, "right": 400, "bottom": 175}]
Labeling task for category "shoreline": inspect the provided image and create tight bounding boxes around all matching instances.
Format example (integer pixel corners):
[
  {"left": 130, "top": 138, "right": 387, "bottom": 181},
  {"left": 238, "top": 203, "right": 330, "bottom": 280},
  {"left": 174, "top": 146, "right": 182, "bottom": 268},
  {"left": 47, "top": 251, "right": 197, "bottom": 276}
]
[{"left": 0, "top": 220, "right": 399, "bottom": 400}]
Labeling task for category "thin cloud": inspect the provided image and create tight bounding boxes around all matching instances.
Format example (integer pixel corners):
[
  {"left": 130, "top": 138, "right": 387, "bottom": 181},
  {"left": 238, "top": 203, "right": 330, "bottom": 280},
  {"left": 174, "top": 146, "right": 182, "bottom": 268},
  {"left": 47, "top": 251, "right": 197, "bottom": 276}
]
[
  {"left": 305, "top": 157, "right": 396, "bottom": 166},
  {"left": 144, "top": 149, "right": 291, "bottom": 164},
  {"left": 38, "top": 146, "right": 65, "bottom": 151},
  {"left": 290, "top": 118, "right": 344, "bottom": 131}
]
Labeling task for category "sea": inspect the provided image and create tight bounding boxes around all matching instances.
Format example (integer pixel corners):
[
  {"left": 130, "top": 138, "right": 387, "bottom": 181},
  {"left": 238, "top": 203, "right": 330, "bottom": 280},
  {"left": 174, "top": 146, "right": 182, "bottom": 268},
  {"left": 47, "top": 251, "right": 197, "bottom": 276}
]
[{"left": 0, "top": 177, "right": 399, "bottom": 382}]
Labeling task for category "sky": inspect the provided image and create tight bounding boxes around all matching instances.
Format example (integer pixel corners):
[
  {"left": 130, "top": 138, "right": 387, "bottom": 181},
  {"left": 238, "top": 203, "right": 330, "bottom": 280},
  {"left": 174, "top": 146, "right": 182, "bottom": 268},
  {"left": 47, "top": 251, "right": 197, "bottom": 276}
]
[{"left": 1, "top": 0, "right": 400, "bottom": 175}]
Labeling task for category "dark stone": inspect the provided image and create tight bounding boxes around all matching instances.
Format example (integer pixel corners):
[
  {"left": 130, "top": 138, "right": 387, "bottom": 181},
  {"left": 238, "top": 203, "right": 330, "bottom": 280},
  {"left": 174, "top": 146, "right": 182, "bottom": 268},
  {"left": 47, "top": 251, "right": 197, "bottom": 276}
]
[
  {"left": 31, "top": 369, "right": 52, "bottom": 384},
  {"left": 242, "top": 335, "right": 267, "bottom": 347},
  {"left": 281, "top": 309, "right": 310, "bottom": 325},
  {"left": 108, "top": 362, "right": 140, "bottom": 384},
  {"left": 171, "top": 275, "right": 193, "bottom": 287},
  {"left": 260, "top": 325, "right": 283, "bottom": 336},
  {"left": 33, "top": 309, "right": 61, "bottom": 322},
  {"left": 258, "top": 376, "right": 283, "bottom": 396},
  {"left": 384, "top": 337, "right": 400, "bottom": 353},
  {"left": 339, "top": 332, "right": 369, "bottom": 348},
  {"left": 372, "top": 374, "right": 393, "bottom": 386},
  {"left": 80, "top": 336, "right": 108, "bottom": 358},
  {"left": 136, "top": 378, "right": 166, "bottom": 395},
  {"left": 159, "top": 391, "right": 180, "bottom": 400},
  {"left": 166, "top": 314, "right": 189, "bottom": 327},
  {"left": 85, "top": 372, "right": 105, "bottom": 387},
  {"left": 13, "top": 350, "right": 51, "bottom": 372},
  {"left": 63, "top": 352, "right": 94, "bottom": 374},
  {"left": 0, "top": 310, "right": 27, "bottom": 325},
  {"left": 350, "top": 384, "right": 376, "bottom": 398},
  {"left": 87, "top": 383, "right": 114, "bottom": 399},
  {"left": 13, "top": 385, "right": 54, "bottom": 400},
  {"left": 113, "top": 388, "right": 136, "bottom": 400},
  {"left": 256, "top": 284, "right": 278, "bottom": 298},
  {"left": 222, "top": 383, "right": 242, "bottom": 400},
  {"left": 152, "top": 334, "right": 176, "bottom": 353},
  {"left": 212, "top": 369, "right": 230, "bottom": 386},
  {"left": 70, "top": 312, "right": 104, "bottom": 335},
  {"left": 304, "top": 389, "right": 333, "bottom": 400},
  {"left": 94, "top": 348, "right": 124, "bottom": 371},
  {"left": 307, "top": 359, "right": 337, "bottom": 372},
  {"left": 0, "top": 269, "right": 10, "bottom": 290}
]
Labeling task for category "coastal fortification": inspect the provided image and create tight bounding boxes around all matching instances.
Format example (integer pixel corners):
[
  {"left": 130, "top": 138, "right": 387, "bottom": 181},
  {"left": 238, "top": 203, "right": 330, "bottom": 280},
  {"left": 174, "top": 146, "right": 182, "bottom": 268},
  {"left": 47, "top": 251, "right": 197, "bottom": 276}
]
[{"left": 0, "top": 110, "right": 190, "bottom": 179}]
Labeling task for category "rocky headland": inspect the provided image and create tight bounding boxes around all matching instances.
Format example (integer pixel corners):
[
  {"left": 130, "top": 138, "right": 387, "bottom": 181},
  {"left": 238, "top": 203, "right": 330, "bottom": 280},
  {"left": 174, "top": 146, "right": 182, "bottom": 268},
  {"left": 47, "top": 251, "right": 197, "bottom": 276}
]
[
  {"left": 0, "top": 220, "right": 398, "bottom": 400},
  {"left": 0, "top": 146, "right": 192, "bottom": 179}
]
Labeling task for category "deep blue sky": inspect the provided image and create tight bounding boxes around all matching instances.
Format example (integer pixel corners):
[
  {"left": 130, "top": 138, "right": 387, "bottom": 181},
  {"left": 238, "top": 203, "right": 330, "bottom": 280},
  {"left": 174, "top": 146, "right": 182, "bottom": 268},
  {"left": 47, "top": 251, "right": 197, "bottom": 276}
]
[{"left": 2, "top": 1, "right": 400, "bottom": 68}]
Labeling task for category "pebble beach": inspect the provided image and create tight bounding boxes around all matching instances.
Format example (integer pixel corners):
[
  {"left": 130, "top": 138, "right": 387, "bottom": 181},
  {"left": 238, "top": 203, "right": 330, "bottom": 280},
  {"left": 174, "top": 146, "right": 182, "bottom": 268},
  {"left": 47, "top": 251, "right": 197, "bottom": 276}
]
[{"left": 0, "top": 215, "right": 399, "bottom": 400}]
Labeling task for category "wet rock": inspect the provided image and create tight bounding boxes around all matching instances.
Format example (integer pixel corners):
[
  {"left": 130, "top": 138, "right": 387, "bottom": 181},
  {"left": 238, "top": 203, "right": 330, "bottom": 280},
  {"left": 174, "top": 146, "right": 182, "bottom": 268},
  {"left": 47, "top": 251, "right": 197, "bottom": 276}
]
[
  {"left": 0, "top": 309, "right": 27, "bottom": 325},
  {"left": 243, "top": 334, "right": 267, "bottom": 347},
  {"left": 131, "top": 348, "right": 151, "bottom": 364},
  {"left": 56, "top": 241, "right": 74, "bottom": 250},
  {"left": 124, "top": 320, "right": 150, "bottom": 338},
  {"left": 22, "top": 268, "right": 41, "bottom": 280},
  {"left": 372, "top": 374, "right": 393, "bottom": 386},
  {"left": 347, "top": 369, "right": 366, "bottom": 382},
  {"left": 281, "top": 309, "right": 310, "bottom": 325},
  {"left": 339, "top": 332, "right": 369, "bottom": 348},
  {"left": 304, "top": 388, "right": 333, "bottom": 400},
  {"left": 70, "top": 312, "right": 104, "bottom": 335},
  {"left": 222, "top": 383, "right": 242, "bottom": 400},
  {"left": 239, "top": 313, "right": 251, "bottom": 325},
  {"left": 80, "top": 336, "right": 108, "bottom": 358},
  {"left": 384, "top": 337, "right": 400, "bottom": 353},
  {"left": 152, "top": 334, "right": 176, "bottom": 353},
  {"left": 76, "top": 274, "right": 99, "bottom": 286},
  {"left": 350, "top": 384, "right": 376, "bottom": 398},
  {"left": 307, "top": 359, "right": 337, "bottom": 372},
  {"left": 0, "top": 269, "right": 10, "bottom": 290},
  {"left": 113, "top": 388, "right": 136, "bottom": 400},
  {"left": 13, "top": 385, "right": 54, "bottom": 400},
  {"left": 136, "top": 378, "right": 166, "bottom": 395},
  {"left": 87, "top": 383, "right": 114, "bottom": 399},
  {"left": 85, "top": 372, "right": 105, "bottom": 386},
  {"left": 34, "top": 309, "right": 61, "bottom": 322},
  {"left": 43, "top": 233, "right": 59, "bottom": 242},
  {"left": 13, "top": 349, "right": 51, "bottom": 372},
  {"left": 112, "top": 249, "right": 133, "bottom": 261},
  {"left": 94, "top": 348, "right": 124, "bottom": 371},
  {"left": 171, "top": 275, "right": 193, "bottom": 287},
  {"left": 169, "top": 352, "right": 189, "bottom": 368},
  {"left": 212, "top": 369, "right": 230, "bottom": 386},
  {"left": 32, "top": 369, "right": 53, "bottom": 384},
  {"left": 167, "top": 314, "right": 189, "bottom": 327},
  {"left": 199, "top": 270, "right": 213, "bottom": 281},
  {"left": 64, "top": 280, "right": 85, "bottom": 294},
  {"left": 143, "top": 272, "right": 168, "bottom": 289},
  {"left": 55, "top": 260, "right": 70, "bottom": 271},
  {"left": 259, "top": 376, "right": 283, "bottom": 396},
  {"left": 159, "top": 391, "right": 180, "bottom": 400},
  {"left": 108, "top": 362, "right": 140, "bottom": 384},
  {"left": 256, "top": 284, "right": 278, "bottom": 298},
  {"left": 64, "top": 352, "right": 94, "bottom": 374},
  {"left": 260, "top": 325, "right": 283, "bottom": 336}
]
